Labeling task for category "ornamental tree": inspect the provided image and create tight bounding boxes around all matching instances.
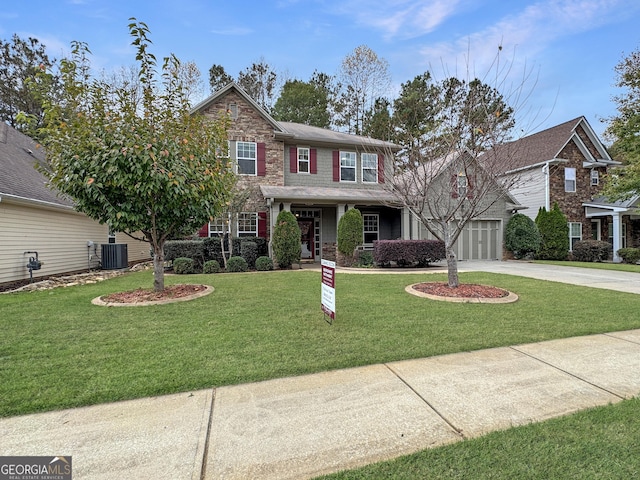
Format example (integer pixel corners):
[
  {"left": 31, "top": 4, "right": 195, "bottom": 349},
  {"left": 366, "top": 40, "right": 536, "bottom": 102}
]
[{"left": 38, "top": 19, "right": 235, "bottom": 291}]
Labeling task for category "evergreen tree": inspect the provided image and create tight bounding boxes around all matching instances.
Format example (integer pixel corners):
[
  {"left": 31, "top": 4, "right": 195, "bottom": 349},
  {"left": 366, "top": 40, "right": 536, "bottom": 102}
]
[
  {"left": 535, "top": 204, "right": 569, "bottom": 260},
  {"left": 272, "top": 210, "right": 301, "bottom": 269}
]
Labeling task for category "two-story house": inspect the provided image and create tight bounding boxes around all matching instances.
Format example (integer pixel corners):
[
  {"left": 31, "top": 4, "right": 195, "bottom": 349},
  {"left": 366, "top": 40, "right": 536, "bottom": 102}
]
[
  {"left": 490, "top": 116, "right": 637, "bottom": 261},
  {"left": 192, "top": 83, "right": 402, "bottom": 262}
]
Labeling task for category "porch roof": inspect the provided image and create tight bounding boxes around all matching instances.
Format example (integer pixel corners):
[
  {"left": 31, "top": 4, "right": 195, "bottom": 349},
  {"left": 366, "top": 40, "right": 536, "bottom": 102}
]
[
  {"left": 583, "top": 195, "right": 640, "bottom": 216},
  {"left": 260, "top": 185, "right": 398, "bottom": 205}
]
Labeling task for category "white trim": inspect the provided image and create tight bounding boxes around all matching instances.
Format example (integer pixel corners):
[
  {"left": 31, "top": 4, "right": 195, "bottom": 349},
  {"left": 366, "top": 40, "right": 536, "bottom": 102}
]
[
  {"left": 361, "top": 152, "right": 378, "bottom": 183},
  {"left": 340, "top": 151, "right": 357, "bottom": 183}
]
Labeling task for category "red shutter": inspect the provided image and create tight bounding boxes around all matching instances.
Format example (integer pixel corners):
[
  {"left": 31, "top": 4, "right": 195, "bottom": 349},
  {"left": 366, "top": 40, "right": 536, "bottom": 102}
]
[
  {"left": 310, "top": 148, "right": 317, "bottom": 174},
  {"left": 377, "top": 154, "right": 384, "bottom": 183},
  {"left": 289, "top": 147, "right": 297, "bottom": 173},
  {"left": 198, "top": 223, "right": 209, "bottom": 237},
  {"left": 258, "top": 211, "right": 267, "bottom": 238},
  {"left": 332, "top": 151, "right": 340, "bottom": 182},
  {"left": 450, "top": 175, "right": 459, "bottom": 198},
  {"left": 466, "top": 176, "right": 475, "bottom": 199},
  {"left": 257, "top": 143, "right": 266, "bottom": 176}
]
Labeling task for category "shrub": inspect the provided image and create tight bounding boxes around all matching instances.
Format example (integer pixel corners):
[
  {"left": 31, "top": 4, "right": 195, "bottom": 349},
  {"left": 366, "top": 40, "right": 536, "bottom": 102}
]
[
  {"left": 505, "top": 213, "right": 541, "bottom": 259},
  {"left": 226, "top": 256, "right": 248, "bottom": 272},
  {"left": 618, "top": 247, "right": 640, "bottom": 264},
  {"left": 173, "top": 257, "right": 194, "bottom": 274},
  {"left": 536, "top": 204, "right": 569, "bottom": 260},
  {"left": 337, "top": 208, "right": 363, "bottom": 258},
  {"left": 164, "top": 240, "right": 205, "bottom": 270},
  {"left": 231, "top": 236, "right": 268, "bottom": 257},
  {"left": 202, "top": 236, "right": 227, "bottom": 265},
  {"left": 355, "top": 250, "right": 374, "bottom": 267},
  {"left": 255, "top": 256, "right": 274, "bottom": 271},
  {"left": 272, "top": 210, "right": 301, "bottom": 269},
  {"left": 240, "top": 241, "right": 258, "bottom": 269},
  {"left": 374, "top": 240, "right": 445, "bottom": 266},
  {"left": 572, "top": 240, "right": 611, "bottom": 262},
  {"left": 203, "top": 259, "right": 221, "bottom": 274}
]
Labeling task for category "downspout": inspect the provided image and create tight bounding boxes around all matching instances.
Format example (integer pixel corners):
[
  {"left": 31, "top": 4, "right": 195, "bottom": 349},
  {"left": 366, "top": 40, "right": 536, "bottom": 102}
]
[{"left": 542, "top": 162, "right": 550, "bottom": 211}]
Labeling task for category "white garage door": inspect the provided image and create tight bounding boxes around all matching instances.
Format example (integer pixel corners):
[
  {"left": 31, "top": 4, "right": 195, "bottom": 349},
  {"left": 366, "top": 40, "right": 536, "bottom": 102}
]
[{"left": 456, "top": 220, "right": 501, "bottom": 260}]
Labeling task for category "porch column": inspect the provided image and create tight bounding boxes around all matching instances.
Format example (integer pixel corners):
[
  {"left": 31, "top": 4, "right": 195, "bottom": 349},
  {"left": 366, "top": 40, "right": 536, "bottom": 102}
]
[
  {"left": 336, "top": 204, "right": 346, "bottom": 231},
  {"left": 401, "top": 208, "right": 411, "bottom": 239},
  {"left": 612, "top": 213, "right": 622, "bottom": 263},
  {"left": 412, "top": 213, "right": 422, "bottom": 240}
]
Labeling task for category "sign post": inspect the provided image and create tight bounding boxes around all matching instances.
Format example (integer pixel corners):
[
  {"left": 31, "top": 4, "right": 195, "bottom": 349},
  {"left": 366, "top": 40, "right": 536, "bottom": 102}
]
[{"left": 321, "top": 259, "right": 336, "bottom": 324}]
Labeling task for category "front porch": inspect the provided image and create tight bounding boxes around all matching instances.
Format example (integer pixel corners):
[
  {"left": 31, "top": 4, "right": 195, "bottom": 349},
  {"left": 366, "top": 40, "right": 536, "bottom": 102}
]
[{"left": 584, "top": 196, "right": 640, "bottom": 262}]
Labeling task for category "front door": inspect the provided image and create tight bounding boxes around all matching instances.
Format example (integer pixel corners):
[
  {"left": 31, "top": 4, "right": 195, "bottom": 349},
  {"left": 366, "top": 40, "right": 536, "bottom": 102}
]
[{"left": 299, "top": 219, "right": 314, "bottom": 259}]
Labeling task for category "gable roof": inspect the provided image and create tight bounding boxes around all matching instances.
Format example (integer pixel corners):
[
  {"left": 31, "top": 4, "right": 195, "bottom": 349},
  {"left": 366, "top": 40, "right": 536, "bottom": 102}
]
[
  {"left": 0, "top": 122, "right": 74, "bottom": 209},
  {"left": 488, "top": 116, "right": 617, "bottom": 173},
  {"left": 192, "top": 82, "right": 399, "bottom": 151}
]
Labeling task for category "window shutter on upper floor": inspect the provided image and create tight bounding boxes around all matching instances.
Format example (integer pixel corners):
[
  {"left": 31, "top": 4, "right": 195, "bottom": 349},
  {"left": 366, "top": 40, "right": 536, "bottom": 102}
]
[
  {"left": 466, "top": 176, "right": 476, "bottom": 199},
  {"left": 198, "top": 223, "right": 209, "bottom": 237},
  {"left": 450, "top": 175, "right": 460, "bottom": 198},
  {"left": 377, "top": 154, "right": 384, "bottom": 183},
  {"left": 332, "top": 151, "right": 340, "bottom": 182},
  {"left": 257, "top": 143, "right": 266, "bottom": 176},
  {"left": 290, "top": 147, "right": 297, "bottom": 173},
  {"left": 310, "top": 148, "right": 317, "bottom": 174}
]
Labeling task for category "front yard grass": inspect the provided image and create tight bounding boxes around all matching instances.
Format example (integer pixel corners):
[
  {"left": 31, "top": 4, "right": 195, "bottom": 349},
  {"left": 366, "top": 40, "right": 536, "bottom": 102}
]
[
  {"left": 2, "top": 269, "right": 640, "bottom": 417},
  {"left": 534, "top": 259, "right": 640, "bottom": 273}
]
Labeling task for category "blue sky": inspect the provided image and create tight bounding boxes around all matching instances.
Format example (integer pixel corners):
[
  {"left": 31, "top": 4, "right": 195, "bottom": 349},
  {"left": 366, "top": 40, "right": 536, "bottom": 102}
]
[{"left": 3, "top": 0, "right": 640, "bottom": 140}]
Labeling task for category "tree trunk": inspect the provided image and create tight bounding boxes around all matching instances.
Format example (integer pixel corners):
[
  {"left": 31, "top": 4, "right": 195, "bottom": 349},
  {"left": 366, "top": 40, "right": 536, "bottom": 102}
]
[
  {"left": 153, "top": 244, "right": 165, "bottom": 292},
  {"left": 446, "top": 247, "right": 459, "bottom": 288}
]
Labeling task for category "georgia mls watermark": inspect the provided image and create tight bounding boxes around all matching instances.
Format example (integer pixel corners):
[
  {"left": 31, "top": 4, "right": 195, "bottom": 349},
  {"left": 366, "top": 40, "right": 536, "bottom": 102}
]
[{"left": 0, "top": 456, "right": 72, "bottom": 480}]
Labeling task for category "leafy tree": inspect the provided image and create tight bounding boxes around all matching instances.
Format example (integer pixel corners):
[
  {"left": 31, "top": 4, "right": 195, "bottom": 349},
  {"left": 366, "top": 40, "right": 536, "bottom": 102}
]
[
  {"left": 384, "top": 50, "right": 531, "bottom": 287},
  {"left": 209, "top": 63, "right": 233, "bottom": 93},
  {"left": 271, "top": 78, "right": 331, "bottom": 128},
  {"left": 335, "top": 45, "right": 391, "bottom": 134},
  {"left": 535, "top": 204, "right": 569, "bottom": 260},
  {"left": 0, "top": 34, "right": 59, "bottom": 138},
  {"left": 363, "top": 97, "right": 393, "bottom": 141},
  {"left": 38, "top": 19, "right": 235, "bottom": 292},
  {"left": 272, "top": 210, "right": 301, "bottom": 269},
  {"left": 337, "top": 208, "right": 363, "bottom": 266},
  {"left": 603, "top": 46, "right": 640, "bottom": 199},
  {"left": 237, "top": 57, "right": 278, "bottom": 111},
  {"left": 505, "top": 213, "right": 541, "bottom": 259}
]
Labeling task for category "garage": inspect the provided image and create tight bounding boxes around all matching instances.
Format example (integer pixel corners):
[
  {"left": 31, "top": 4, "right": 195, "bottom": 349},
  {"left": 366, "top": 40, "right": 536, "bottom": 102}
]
[{"left": 455, "top": 220, "right": 502, "bottom": 260}]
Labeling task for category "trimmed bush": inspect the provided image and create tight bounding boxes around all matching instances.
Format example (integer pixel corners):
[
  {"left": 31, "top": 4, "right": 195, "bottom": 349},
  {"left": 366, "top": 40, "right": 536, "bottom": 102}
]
[
  {"left": 272, "top": 210, "right": 301, "bottom": 269},
  {"left": 505, "top": 213, "right": 541, "bottom": 259},
  {"left": 240, "top": 241, "right": 258, "bottom": 269},
  {"left": 255, "top": 256, "right": 274, "bottom": 271},
  {"left": 164, "top": 240, "right": 205, "bottom": 270},
  {"left": 231, "top": 236, "right": 268, "bottom": 257},
  {"left": 536, "top": 204, "right": 569, "bottom": 260},
  {"left": 203, "top": 259, "right": 221, "bottom": 274},
  {"left": 374, "top": 240, "right": 445, "bottom": 266},
  {"left": 572, "top": 240, "right": 611, "bottom": 262},
  {"left": 337, "top": 208, "right": 364, "bottom": 258},
  {"left": 202, "top": 236, "right": 227, "bottom": 265},
  {"left": 355, "top": 250, "right": 374, "bottom": 267},
  {"left": 618, "top": 247, "right": 640, "bottom": 264},
  {"left": 173, "top": 257, "right": 194, "bottom": 274},
  {"left": 226, "top": 256, "right": 248, "bottom": 273}
]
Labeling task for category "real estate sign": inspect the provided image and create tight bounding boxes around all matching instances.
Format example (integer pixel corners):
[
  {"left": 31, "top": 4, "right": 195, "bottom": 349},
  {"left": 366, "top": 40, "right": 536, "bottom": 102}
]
[{"left": 321, "top": 259, "right": 336, "bottom": 321}]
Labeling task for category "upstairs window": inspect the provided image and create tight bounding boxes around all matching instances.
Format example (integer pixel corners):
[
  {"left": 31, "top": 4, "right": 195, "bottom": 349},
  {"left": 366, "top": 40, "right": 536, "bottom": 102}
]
[
  {"left": 340, "top": 151, "right": 356, "bottom": 182},
  {"left": 298, "top": 147, "right": 310, "bottom": 174},
  {"left": 362, "top": 153, "right": 378, "bottom": 183},
  {"left": 228, "top": 103, "right": 238, "bottom": 119},
  {"left": 237, "top": 142, "right": 256, "bottom": 175},
  {"left": 457, "top": 173, "right": 468, "bottom": 198},
  {"left": 565, "top": 167, "right": 576, "bottom": 192},
  {"left": 591, "top": 169, "right": 599, "bottom": 186}
]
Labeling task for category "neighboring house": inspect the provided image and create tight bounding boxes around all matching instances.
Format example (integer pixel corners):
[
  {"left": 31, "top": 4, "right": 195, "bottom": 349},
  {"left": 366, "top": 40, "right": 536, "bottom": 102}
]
[
  {"left": 0, "top": 123, "right": 150, "bottom": 286},
  {"left": 192, "top": 83, "right": 402, "bottom": 262},
  {"left": 490, "top": 116, "right": 633, "bottom": 261}
]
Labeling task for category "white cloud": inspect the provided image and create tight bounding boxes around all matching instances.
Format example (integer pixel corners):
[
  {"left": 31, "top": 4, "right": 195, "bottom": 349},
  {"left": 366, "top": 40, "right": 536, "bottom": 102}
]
[{"left": 210, "top": 26, "right": 253, "bottom": 36}]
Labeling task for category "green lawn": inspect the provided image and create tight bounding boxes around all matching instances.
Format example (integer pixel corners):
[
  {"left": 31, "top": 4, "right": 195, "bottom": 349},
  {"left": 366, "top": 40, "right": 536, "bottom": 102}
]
[
  {"left": 2, "top": 269, "right": 640, "bottom": 418},
  {"left": 534, "top": 259, "right": 640, "bottom": 273}
]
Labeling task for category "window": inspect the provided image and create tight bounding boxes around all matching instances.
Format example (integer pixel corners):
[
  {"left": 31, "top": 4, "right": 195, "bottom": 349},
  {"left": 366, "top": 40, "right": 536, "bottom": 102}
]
[
  {"left": 362, "top": 153, "right": 378, "bottom": 183},
  {"left": 340, "top": 151, "right": 356, "bottom": 182},
  {"left": 237, "top": 212, "right": 258, "bottom": 236},
  {"left": 228, "top": 103, "right": 238, "bottom": 119},
  {"left": 209, "top": 216, "right": 227, "bottom": 236},
  {"left": 298, "top": 147, "right": 310, "bottom": 174},
  {"left": 363, "top": 214, "right": 379, "bottom": 244},
  {"left": 569, "top": 222, "right": 582, "bottom": 250},
  {"left": 237, "top": 142, "right": 256, "bottom": 175},
  {"left": 457, "top": 173, "right": 468, "bottom": 197},
  {"left": 591, "top": 169, "right": 599, "bottom": 186},
  {"left": 609, "top": 222, "right": 627, "bottom": 249},
  {"left": 108, "top": 227, "right": 116, "bottom": 244},
  {"left": 565, "top": 167, "right": 576, "bottom": 192}
]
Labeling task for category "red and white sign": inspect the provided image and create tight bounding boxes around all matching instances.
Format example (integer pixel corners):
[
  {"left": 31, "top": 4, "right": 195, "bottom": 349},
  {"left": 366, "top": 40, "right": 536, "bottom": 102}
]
[{"left": 321, "top": 259, "right": 336, "bottom": 320}]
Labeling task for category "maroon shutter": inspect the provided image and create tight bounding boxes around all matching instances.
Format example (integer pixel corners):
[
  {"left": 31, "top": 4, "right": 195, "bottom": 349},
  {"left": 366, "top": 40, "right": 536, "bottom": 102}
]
[
  {"left": 310, "top": 148, "right": 317, "bottom": 174},
  {"left": 289, "top": 147, "right": 297, "bottom": 173},
  {"left": 466, "top": 176, "right": 475, "bottom": 199},
  {"left": 377, "top": 154, "right": 384, "bottom": 183},
  {"left": 332, "top": 151, "right": 340, "bottom": 182},
  {"left": 198, "top": 223, "right": 209, "bottom": 237},
  {"left": 451, "top": 175, "right": 459, "bottom": 198},
  {"left": 257, "top": 143, "right": 266, "bottom": 176},
  {"left": 258, "top": 211, "right": 267, "bottom": 238}
]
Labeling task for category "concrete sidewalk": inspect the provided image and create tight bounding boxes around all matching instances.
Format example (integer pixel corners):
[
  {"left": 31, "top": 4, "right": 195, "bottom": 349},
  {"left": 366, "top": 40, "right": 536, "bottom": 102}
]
[{"left": 2, "top": 330, "right": 639, "bottom": 479}]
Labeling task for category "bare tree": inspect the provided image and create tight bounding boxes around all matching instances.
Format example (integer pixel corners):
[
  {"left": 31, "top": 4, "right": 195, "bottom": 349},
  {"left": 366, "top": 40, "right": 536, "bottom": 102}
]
[{"left": 381, "top": 52, "right": 536, "bottom": 287}]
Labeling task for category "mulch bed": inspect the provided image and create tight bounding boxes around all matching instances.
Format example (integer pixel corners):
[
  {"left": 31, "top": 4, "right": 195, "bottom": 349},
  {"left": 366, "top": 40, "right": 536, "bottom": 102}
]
[
  {"left": 411, "top": 282, "right": 509, "bottom": 299},
  {"left": 101, "top": 284, "right": 207, "bottom": 303}
]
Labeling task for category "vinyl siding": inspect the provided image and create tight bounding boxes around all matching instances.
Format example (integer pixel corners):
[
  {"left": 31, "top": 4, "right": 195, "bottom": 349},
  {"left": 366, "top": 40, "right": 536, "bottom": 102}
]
[
  {"left": 0, "top": 201, "right": 150, "bottom": 285},
  {"left": 506, "top": 169, "right": 547, "bottom": 221}
]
